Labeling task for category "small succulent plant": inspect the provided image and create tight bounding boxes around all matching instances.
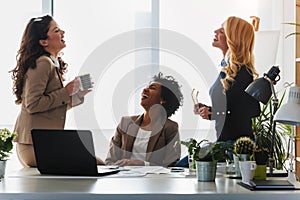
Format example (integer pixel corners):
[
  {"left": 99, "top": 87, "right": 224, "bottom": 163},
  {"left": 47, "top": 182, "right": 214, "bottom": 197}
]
[{"left": 234, "top": 136, "right": 255, "bottom": 155}]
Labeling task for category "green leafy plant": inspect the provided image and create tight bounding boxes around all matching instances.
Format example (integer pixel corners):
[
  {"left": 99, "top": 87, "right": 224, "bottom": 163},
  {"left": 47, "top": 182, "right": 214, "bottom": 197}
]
[
  {"left": 283, "top": 22, "right": 300, "bottom": 38},
  {"left": 180, "top": 139, "right": 233, "bottom": 162},
  {"left": 0, "top": 128, "right": 17, "bottom": 160},
  {"left": 234, "top": 137, "right": 255, "bottom": 155},
  {"left": 252, "top": 89, "right": 291, "bottom": 169},
  {"left": 180, "top": 138, "right": 197, "bottom": 157}
]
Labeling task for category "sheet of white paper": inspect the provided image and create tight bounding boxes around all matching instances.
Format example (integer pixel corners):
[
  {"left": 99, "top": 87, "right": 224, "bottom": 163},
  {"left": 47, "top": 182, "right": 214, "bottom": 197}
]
[{"left": 123, "top": 166, "right": 170, "bottom": 174}]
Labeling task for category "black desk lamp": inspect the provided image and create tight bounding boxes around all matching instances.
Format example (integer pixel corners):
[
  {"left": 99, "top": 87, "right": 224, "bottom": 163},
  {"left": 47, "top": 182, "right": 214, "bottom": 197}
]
[{"left": 245, "top": 66, "right": 280, "bottom": 176}]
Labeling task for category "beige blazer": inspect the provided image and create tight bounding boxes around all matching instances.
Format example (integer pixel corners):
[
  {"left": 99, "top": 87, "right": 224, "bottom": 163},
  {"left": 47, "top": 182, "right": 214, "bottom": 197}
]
[
  {"left": 105, "top": 115, "right": 181, "bottom": 167},
  {"left": 13, "top": 55, "right": 83, "bottom": 144}
]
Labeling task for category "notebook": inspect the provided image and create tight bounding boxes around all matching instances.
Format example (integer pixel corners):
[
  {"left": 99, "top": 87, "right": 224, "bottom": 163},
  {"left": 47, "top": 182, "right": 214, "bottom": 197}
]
[
  {"left": 31, "top": 129, "right": 119, "bottom": 176},
  {"left": 238, "top": 180, "right": 295, "bottom": 190}
]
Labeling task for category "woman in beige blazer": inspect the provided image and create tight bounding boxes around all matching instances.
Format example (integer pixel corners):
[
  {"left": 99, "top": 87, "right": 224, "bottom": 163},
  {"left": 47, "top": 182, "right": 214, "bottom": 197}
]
[
  {"left": 105, "top": 72, "right": 184, "bottom": 167},
  {"left": 10, "top": 15, "right": 91, "bottom": 167}
]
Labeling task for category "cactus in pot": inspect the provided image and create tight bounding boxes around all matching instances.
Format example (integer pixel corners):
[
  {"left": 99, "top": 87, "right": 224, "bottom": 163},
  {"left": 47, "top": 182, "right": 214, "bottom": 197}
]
[
  {"left": 233, "top": 137, "right": 255, "bottom": 177},
  {"left": 234, "top": 136, "right": 255, "bottom": 156}
]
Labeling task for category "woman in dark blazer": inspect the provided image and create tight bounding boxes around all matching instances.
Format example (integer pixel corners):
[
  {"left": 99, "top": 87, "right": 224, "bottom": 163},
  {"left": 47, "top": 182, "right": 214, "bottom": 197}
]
[
  {"left": 10, "top": 15, "right": 91, "bottom": 167},
  {"left": 105, "top": 72, "right": 184, "bottom": 167},
  {"left": 195, "top": 16, "right": 261, "bottom": 142}
]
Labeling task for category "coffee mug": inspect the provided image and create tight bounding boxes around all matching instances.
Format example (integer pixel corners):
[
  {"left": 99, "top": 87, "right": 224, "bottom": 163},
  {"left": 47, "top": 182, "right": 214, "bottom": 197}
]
[{"left": 239, "top": 161, "right": 257, "bottom": 184}]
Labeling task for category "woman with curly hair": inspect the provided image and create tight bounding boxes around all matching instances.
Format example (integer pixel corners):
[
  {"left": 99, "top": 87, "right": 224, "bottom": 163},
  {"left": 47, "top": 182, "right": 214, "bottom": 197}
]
[
  {"left": 10, "top": 15, "right": 91, "bottom": 167},
  {"left": 194, "top": 16, "right": 261, "bottom": 142},
  {"left": 105, "top": 72, "right": 184, "bottom": 167}
]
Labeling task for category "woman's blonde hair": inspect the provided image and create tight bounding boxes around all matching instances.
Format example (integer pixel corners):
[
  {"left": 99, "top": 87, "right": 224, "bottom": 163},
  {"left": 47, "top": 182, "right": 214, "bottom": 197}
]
[{"left": 221, "top": 16, "right": 258, "bottom": 90}]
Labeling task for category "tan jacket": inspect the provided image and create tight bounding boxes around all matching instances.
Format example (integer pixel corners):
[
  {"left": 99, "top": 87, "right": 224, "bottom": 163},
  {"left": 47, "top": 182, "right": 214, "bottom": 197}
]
[
  {"left": 105, "top": 115, "right": 181, "bottom": 167},
  {"left": 13, "top": 55, "right": 83, "bottom": 144}
]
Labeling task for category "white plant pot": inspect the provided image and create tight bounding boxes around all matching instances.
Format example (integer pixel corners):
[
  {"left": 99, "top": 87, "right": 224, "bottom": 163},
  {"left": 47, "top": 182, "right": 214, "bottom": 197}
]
[
  {"left": 0, "top": 160, "right": 7, "bottom": 178},
  {"left": 233, "top": 154, "right": 250, "bottom": 177}
]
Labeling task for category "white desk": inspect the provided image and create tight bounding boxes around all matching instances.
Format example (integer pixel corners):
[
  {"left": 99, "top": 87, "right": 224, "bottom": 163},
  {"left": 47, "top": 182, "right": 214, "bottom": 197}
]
[{"left": 1, "top": 168, "right": 300, "bottom": 200}]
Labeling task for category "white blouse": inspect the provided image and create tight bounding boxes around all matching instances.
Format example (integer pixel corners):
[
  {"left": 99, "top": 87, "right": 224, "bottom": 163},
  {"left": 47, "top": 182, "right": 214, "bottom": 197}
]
[{"left": 131, "top": 128, "right": 151, "bottom": 165}]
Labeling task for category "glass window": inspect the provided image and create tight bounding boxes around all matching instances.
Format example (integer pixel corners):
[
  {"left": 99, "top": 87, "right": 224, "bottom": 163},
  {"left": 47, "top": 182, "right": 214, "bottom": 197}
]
[
  {"left": 0, "top": 0, "right": 293, "bottom": 168},
  {"left": 1, "top": 0, "right": 290, "bottom": 136},
  {"left": 54, "top": 0, "right": 154, "bottom": 130},
  {"left": 0, "top": 0, "right": 44, "bottom": 171},
  {"left": 0, "top": 0, "right": 42, "bottom": 127}
]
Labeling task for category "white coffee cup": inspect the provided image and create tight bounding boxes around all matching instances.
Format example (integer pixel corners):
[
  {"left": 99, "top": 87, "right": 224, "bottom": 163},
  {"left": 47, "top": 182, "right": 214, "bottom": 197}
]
[{"left": 239, "top": 161, "right": 257, "bottom": 184}]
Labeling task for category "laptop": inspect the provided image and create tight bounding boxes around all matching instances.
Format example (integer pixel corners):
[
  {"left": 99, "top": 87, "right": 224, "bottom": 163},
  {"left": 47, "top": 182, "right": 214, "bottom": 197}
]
[{"left": 31, "top": 129, "right": 119, "bottom": 176}]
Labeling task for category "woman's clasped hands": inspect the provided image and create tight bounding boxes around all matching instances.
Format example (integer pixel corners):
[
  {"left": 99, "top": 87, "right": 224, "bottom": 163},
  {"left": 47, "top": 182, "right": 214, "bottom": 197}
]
[{"left": 65, "top": 77, "right": 92, "bottom": 98}]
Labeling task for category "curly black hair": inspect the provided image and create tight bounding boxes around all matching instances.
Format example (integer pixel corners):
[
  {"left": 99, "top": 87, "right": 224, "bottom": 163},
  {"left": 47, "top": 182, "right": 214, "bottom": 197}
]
[{"left": 152, "top": 72, "right": 184, "bottom": 117}]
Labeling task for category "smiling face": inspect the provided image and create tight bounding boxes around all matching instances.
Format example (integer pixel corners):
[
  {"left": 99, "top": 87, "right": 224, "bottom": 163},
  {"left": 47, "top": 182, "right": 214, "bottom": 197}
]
[
  {"left": 39, "top": 20, "right": 66, "bottom": 57},
  {"left": 141, "top": 82, "right": 164, "bottom": 111},
  {"left": 212, "top": 24, "right": 228, "bottom": 55}
]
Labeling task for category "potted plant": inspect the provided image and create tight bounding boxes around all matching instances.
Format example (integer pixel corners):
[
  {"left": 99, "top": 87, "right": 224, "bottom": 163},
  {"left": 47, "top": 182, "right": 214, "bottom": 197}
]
[
  {"left": 179, "top": 138, "right": 198, "bottom": 172},
  {"left": 252, "top": 131, "right": 271, "bottom": 180},
  {"left": 181, "top": 139, "right": 233, "bottom": 182},
  {"left": 233, "top": 136, "right": 255, "bottom": 177},
  {"left": 0, "top": 128, "right": 17, "bottom": 178},
  {"left": 251, "top": 89, "right": 291, "bottom": 171},
  {"left": 234, "top": 136, "right": 255, "bottom": 158}
]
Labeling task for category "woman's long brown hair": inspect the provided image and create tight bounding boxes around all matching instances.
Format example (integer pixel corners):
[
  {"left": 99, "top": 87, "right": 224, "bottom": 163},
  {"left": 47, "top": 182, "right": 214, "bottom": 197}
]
[{"left": 10, "top": 15, "right": 67, "bottom": 104}]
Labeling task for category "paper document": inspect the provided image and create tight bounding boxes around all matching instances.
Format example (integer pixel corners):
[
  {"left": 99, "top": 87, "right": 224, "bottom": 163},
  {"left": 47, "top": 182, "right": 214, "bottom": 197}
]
[
  {"left": 125, "top": 166, "right": 170, "bottom": 174},
  {"left": 100, "top": 166, "right": 170, "bottom": 178}
]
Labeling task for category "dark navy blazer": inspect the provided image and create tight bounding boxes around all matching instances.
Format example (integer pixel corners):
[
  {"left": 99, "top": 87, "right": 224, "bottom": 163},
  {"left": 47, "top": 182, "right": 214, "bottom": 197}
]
[{"left": 209, "top": 66, "right": 261, "bottom": 141}]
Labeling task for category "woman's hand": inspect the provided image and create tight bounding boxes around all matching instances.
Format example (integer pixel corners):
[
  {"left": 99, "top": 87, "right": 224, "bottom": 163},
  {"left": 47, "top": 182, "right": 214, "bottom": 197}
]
[
  {"left": 114, "top": 159, "right": 144, "bottom": 166},
  {"left": 199, "top": 106, "right": 212, "bottom": 120},
  {"left": 76, "top": 89, "right": 92, "bottom": 98},
  {"left": 193, "top": 103, "right": 205, "bottom": 114},
  {"left": 64, "top": 78, "right": 81, "bottom": 96},
  {"left": 96, "top": 156, "right": 105, "bottom": 165},
  {"left": 65, "top": 78, "right": 93, "bottom": 98}
]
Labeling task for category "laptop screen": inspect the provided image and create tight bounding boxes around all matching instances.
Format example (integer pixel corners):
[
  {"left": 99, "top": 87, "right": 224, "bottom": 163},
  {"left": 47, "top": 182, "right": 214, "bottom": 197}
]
[{"left": 31, "top": 129, "right": 98, "bottom": 176}]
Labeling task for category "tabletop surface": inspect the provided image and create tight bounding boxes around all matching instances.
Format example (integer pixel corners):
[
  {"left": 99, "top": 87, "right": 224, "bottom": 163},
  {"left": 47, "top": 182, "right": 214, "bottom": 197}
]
[{"left": 1, "top": 167, "right": 300, "bottom": 200}]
